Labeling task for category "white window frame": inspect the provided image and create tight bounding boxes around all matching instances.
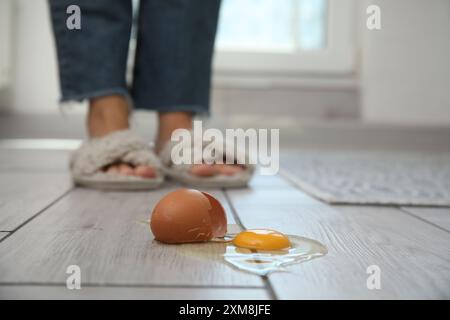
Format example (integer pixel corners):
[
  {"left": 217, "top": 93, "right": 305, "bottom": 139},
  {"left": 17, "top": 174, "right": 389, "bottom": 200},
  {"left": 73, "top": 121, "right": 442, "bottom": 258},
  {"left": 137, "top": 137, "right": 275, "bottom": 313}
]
[{"left": 213, "top": 0, "right": 356, "bottom": 78}]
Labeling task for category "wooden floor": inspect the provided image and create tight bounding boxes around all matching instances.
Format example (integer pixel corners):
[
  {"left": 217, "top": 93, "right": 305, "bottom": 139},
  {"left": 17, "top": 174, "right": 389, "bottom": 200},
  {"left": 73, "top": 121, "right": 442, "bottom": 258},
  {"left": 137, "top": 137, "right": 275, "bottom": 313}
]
[{"left": 0, "top": 131, "right": 449, "bottom": 299}]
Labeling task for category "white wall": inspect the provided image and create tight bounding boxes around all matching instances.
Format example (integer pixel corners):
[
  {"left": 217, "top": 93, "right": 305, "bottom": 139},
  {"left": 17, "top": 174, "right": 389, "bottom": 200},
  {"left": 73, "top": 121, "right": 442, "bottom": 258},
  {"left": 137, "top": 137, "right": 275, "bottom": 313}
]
[
  {"left": 4, "top": 0, "right": 61, "bottom": 113},
  {"left": 361, "top": 0, "right": 450, "bottom": 125},
  {"left": 0, "top": 0, "right": 13, "bottom": 90}
]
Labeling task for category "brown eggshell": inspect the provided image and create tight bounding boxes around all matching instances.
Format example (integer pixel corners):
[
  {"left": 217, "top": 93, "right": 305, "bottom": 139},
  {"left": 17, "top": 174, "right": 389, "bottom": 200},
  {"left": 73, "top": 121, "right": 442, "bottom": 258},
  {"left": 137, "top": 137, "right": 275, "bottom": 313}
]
[
  {"left": 150, "top": 189, "right": 227, "bottom": 244},
  {"left": 201, "top": 192, "right": 227, "bottom": 238}
]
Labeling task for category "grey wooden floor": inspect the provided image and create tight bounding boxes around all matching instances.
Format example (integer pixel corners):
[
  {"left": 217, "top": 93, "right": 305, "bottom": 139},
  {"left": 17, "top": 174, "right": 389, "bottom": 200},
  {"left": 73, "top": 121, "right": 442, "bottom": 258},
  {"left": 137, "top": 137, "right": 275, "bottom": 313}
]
[{"left": 0, "top": 126, "right": 449, "bottom": 299}]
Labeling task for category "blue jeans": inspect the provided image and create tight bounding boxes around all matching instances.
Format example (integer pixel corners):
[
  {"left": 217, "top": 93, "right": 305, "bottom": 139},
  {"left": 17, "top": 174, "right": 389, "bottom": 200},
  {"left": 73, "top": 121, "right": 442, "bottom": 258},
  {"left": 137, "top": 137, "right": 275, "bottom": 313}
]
[{"left": 49, "top": 0, "right": 221, "bottom": 115}]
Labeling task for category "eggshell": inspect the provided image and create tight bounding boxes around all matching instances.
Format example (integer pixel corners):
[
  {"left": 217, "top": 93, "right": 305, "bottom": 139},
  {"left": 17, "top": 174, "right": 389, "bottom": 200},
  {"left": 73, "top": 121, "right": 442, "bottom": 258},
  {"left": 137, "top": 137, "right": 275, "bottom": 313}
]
[
  {"left": 150, "top": 189, "right": 227, "bottom": 244},
  {"left": 201, "top": 191, "right": 227, "bottom": 238}
]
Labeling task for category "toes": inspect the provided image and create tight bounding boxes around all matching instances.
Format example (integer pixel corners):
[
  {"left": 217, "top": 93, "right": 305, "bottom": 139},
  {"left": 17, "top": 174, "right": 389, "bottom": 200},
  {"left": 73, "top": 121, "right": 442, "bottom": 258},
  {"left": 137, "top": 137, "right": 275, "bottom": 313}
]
[
  {"left": 214, "top": 164, "right": 245, "bottom": 176},
  {"left": 134, "top": 165, "right": 156, "bottom": 178},
  {"left": 190, "top": 164, "right": 217, "bottom": 177},
  {"left": 190, "top": 164, "right": 246, "bottom": 177},
  {"left": 118, "top": 164, "right": 134, "bottom": 176},
  {"left": 104, "top": 163, "right": 156, "bottom": 179},
  {"left": 105, "top": 165, "right": 120, "bottom": 174}
]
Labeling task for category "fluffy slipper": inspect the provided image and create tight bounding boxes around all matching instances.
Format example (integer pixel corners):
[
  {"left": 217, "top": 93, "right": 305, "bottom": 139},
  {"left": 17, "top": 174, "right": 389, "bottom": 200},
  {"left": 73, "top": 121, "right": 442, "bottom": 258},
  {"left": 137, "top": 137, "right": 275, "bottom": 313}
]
[
  {"left": 71, "top": 130, "right": 164, "bottom": 190},
  {"left": 159, "top": 131, "right": 255, "bottom": 188}
]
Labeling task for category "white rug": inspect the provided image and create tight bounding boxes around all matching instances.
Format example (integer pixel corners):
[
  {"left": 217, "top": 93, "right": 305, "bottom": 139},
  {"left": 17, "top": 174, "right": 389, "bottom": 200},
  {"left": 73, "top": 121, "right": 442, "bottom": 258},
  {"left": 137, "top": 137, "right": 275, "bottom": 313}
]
[{"left": 281, "top": 151, "right": 450, "bottom": 206}]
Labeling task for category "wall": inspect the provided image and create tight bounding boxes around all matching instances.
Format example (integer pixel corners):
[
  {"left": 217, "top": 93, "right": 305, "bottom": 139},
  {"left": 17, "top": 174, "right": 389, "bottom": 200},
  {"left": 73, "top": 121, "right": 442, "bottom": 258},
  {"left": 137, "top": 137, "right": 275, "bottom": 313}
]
[
  {"left": 361, "top": 0, "right": 450, "bottom": 125},
  {"left": 4, "top": 0, "right": 61, "bottom": 114},
  {"left": 0, "top": 0, "right": 13, "bottom": 109},
  {"left": 0, "top": 0, "right": 13, "bottom": 90}
]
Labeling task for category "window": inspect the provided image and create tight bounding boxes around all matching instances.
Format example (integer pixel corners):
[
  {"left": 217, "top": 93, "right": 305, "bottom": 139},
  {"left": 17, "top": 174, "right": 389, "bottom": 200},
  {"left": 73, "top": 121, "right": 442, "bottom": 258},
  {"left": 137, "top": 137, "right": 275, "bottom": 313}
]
[
  {"left": 217, "top": 0, "right": 328, "bottom": 51},
  {"left": 214, "top": 0, "right": 356, "bottom": 75}
]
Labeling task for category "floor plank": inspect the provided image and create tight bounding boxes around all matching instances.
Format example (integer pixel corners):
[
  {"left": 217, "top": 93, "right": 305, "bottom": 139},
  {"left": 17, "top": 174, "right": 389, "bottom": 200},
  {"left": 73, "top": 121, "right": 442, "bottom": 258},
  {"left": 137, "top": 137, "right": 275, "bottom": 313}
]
[
  {"left": 0, "top": 149, "right": 70, "bottom": 171},
  {"left": 0, "top": 172, "right": 72, "bottom": 231},
  {"left": 0, "top": 285, "right": 269, "bottom": 300},
  {"left": 226, "top": 188, "right": 322, "bottom": 207},
  {"left": 226, "top": 189, "right": 450, "bottom": 299},
  {"left": 0, "top": 187, "right": 263, "bottom": 287},
  {"left": 248, "top": 174, "right": 293, "bottom": 189},
  {"left": 402, "top": 207, "right": 450, "bottom": 232}
]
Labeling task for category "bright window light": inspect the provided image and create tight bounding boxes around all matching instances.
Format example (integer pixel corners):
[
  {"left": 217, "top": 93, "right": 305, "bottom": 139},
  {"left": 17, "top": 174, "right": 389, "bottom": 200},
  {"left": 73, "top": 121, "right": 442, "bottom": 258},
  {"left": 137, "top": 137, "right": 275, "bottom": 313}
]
[{"left": 216, "top": 0, "right": 328, "bottom": 52}]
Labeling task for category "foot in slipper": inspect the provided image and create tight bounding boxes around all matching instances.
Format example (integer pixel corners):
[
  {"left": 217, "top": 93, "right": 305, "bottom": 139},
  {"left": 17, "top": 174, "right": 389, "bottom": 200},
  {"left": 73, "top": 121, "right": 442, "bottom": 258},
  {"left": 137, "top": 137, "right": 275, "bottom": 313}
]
[
  {"left": 155, "top": 112, "right": 253, "bottom": 187},
  {"left": 71, "top": 130, "right": 164, "bottom": 190},
  {"left": 159, "top": 134, "right": 255, "bottom": 188},
  {"left": 70, "top": 97, "right": 164, "bottom": 190}
]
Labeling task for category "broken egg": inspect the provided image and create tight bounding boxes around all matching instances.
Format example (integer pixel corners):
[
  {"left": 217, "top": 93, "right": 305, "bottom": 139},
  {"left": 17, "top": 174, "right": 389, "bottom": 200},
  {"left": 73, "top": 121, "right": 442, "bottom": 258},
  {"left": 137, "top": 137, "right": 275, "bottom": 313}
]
[
  {"left": 149, "top": 190, "right": 327, "bottom": 275},
  {"left": 150, "top": 189, "right": 227, "bottom": 244}
]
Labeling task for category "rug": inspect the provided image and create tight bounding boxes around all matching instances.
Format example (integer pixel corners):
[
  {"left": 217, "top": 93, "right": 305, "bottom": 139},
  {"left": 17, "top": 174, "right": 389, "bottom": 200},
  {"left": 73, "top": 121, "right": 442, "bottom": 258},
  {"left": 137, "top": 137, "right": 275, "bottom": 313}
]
[{"left": 280, "top": 151, "right": 450, "bottom": 206}]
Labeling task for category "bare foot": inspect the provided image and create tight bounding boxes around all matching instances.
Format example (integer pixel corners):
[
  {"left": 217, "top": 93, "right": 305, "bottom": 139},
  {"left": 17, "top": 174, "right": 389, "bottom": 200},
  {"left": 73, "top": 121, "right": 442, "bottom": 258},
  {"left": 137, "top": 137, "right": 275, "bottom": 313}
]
[{"left": 89, "top": 95, "right": 155, "bottom": 179}]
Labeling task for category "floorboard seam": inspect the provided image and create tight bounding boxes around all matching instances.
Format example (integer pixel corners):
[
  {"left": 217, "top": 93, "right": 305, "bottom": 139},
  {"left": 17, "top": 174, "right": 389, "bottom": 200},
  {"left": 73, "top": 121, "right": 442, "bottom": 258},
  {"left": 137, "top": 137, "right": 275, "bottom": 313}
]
[
  {"left": 0, "top": 187, "right": 74, "bottom": 244},
  {"left": 222, "top": 188, "right": 279, "bottom": 300},
  {"left": 398, "top": 207, "right": 450, "bottom": 234}
]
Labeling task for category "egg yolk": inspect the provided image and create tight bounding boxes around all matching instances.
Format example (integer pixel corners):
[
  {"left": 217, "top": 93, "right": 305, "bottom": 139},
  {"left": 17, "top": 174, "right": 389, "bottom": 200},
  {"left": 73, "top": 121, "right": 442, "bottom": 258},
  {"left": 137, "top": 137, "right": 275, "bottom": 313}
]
[{"left": 232, "top": 229, "right": 291, "bottom": 250}]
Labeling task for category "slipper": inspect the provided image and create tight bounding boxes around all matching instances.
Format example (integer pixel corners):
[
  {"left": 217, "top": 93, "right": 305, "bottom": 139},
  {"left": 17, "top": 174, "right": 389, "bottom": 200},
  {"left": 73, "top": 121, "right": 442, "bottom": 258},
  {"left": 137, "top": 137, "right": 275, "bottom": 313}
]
[
  {"left": 159, "top": 131, "right": 255, "bottom": 188},
  {"left": 70, "top": 130, "right": 164, "bottom": 190}
]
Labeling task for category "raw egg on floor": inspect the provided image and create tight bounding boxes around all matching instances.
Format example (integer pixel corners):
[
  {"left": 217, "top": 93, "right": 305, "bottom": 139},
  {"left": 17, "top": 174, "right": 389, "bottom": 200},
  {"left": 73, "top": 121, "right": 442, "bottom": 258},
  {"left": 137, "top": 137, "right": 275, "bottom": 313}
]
[{"left": 149, "top": 189, "right": 327, "bottom": 275}]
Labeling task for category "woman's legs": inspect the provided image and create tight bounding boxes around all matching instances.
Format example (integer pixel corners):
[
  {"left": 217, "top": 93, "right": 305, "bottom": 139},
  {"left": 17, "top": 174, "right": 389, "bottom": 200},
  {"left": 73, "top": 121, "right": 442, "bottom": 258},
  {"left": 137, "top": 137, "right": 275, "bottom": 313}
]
[
  {"left": 132, "top": 0, "right": 221, "bottom": 115},
  {"left": 49, "top": 0, "right": 132, "bottom": 102},
  {"left": 50, "top": 0, "right": 242, "bottom": 178},
  {"left": 49, "top": 0, "right": 154, "bottom": 177},
  {"left": 133, "top": 0, "right": 242, "bottom": 176}
]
